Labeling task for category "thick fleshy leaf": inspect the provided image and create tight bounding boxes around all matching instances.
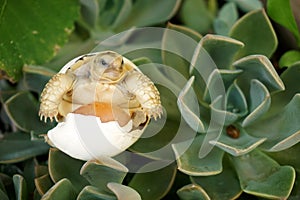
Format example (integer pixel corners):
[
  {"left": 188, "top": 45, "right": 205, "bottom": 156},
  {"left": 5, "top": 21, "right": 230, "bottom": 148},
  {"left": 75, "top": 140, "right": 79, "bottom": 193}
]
[
  {"left": 267, "top": 0, "right": 300, "bottom": 46},
  {"left": 230, "top": 150, "right": 295, "bottom": 199},
  {"left": 279, "top": 51, "right": 300, "bottom": 68},
  {"left": 213, "top": 2, "right": 238, "bottom": 36},
  {"left": 48, "top": 148, "right": 88, "bottom": 193},
  {"left": 13, "top": 175, "right": 27, "bottom": 200},
  {"left": 0, "top": 132, "right": 49, "bottom": 164},
  {"left": 129, "top": 163, "right": 177, "bottom": 200},
  {"left": 233, "top": 55, "right": 285, "bottom": 94},
  {"left": 41, "top": 179, "right": 76, "bottom": 200},
  {"left": 289, "top": 172, "right": 300, "bottom": 200},
  {"left": 229, "top": 9, "right": 277, "bottom": 58},
  {"left": 172, "top": 135, "right": 224, "bottom": 176},
  {"left": 0, "top": 0, "right": 79, "bottom": 81},
  {"left": 115, "top": 0, "right": 181, "bottom": 31},
  {"left": 210, "top": 125, "right": 266, "bottom": 156},
  {"left": 35, "top": 174, "right": 54, "bottom": 196},
  {"left": 178, "top": 77, "right": 205, "bottom": 133},
  {"left": 219, "top": 69, "right": 243, "bottom": 90},
  {"left": 179, "top": 0, "right": 214, "bottom": 34},
  {"left": 267, "top": 143, "right": 300, "bottom": 173},
  {"left": 80, "top": 158, "right": 128, "bottom": 193},
  {"left": 191, "top": 156, "right": 242, "bottom": 199},
  {"left": 77, "top": 186, "right": 116, "bottom": 200},
  {"left": 226, "top": 82, "right": 248, "bottom": 118},
  {"left": 247, "top": 94, "right": 300, "bottom": 151},
  {"left": 210, "top": 95, "right": 238, "bottom": 125},
  {"left": 162, "top": 23, "right": 202, "bottom": 79},
  {"left": 227, "top": 0, "right": 262, "bottom": 12},
  {"left": 177, "top": 184, "right": 210, "bottom": 200},
  {"left": 242, "top": 79, "right": 271, "bottom": 127},
  {"left": 3, "top": 91, "right": 55, "bottom": 134},
  {"left": 197, "top": 34, "right": 244, "bottom": 70},
  {"left": 107, "top": 183, "right": 141, "bottom": 200},
  {"left": 22, "top": 65, "right": 54, "bottom": 94},
  {"left": 271, "top": 62, "right": 300, "bottom": 111}
]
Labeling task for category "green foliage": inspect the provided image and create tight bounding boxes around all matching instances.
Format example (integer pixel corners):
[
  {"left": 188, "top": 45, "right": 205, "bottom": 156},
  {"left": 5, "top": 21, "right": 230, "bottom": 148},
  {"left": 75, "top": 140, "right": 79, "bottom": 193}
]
[
  {"left": 267, "top": 0, "right": 300, "bottom": 47},
  {"left": 0, "top": 0, "right": 300, "bottom": 199},
  {"left": 0, "top": 0, "right": 80, "bottom": 81}
]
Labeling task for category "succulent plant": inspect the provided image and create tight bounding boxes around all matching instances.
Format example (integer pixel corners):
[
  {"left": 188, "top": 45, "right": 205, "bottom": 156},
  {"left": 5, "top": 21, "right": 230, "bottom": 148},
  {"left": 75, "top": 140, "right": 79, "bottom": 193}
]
[
  {"left": 168, "top": 10, "right": 300, "bottom": 199},
  {"left": 1, "top": 0, "right": 300, "bottom": 199}
]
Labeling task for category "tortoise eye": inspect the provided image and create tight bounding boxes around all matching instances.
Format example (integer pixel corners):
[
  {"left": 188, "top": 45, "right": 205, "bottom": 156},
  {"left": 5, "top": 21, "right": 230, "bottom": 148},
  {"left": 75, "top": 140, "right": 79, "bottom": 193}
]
[{"left": 100, "top": 59, "right": 108, "bottom": 67}]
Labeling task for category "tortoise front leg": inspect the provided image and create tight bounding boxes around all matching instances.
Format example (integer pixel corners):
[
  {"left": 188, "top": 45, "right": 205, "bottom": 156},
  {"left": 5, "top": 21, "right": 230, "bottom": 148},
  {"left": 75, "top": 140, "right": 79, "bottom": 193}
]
[
  {"left": 122, "top": 71, "right": 163, "bottom": 120},
  {"left": 39, "top": 73, "right": 75, "bottom": 122}
]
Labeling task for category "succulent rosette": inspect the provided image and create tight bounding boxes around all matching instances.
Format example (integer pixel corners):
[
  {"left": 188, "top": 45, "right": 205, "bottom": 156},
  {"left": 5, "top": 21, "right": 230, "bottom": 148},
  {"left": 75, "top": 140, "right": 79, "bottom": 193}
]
[{"left": 165, "top": 10, "right": 300, "bottom": 199}]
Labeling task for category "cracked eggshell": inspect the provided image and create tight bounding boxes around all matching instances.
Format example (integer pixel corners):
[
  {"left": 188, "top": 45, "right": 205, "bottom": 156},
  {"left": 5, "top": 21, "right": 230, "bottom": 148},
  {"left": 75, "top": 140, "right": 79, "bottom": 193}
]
[{"left": 47, "top": 113, "right": 147, "bottom": 161}]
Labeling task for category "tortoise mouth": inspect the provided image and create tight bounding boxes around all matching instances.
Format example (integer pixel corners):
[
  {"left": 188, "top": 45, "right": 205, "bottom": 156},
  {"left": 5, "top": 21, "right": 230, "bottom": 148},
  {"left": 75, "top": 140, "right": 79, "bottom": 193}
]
[{"left": 100, "top": 70, "right": 127, "bottom": 82}]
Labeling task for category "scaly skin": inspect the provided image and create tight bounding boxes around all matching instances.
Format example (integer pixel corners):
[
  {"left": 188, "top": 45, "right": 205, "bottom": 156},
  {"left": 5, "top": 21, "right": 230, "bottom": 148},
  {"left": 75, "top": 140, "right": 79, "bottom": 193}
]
[
  {"left": 39, "top": 73, "right": 75, "bottom": 122},
  {"left": 122, "top": 71, "right": 163, "bottom": 120}
]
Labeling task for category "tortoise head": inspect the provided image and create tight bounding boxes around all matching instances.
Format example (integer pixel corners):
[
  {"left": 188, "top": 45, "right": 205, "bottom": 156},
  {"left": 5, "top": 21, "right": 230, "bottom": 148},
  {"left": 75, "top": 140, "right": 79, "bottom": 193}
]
[{"left": 90, "top": 51, "right": 127, "bottom": 82}]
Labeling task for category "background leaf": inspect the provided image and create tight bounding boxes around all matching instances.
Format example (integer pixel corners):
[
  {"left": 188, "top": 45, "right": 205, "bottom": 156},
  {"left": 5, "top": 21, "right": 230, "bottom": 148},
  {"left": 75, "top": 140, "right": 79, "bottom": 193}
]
[
  {"left": 229, "top": 10, "right": 277, "bottom": 59},
  {"left": 267, "top": 0, "right": 300, "bottom": 46},
  {"left": 0, "top": 0, "right": 79, "bottom": 81}
]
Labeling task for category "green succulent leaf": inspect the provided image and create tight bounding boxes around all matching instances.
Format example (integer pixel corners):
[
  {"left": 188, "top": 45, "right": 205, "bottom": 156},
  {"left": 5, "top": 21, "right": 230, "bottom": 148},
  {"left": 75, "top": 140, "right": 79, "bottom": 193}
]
[
  {"left": 226, "top": 82, "right": 248, "bottom": 118},
  {"left": 267, "top": 143, "right": 300, "bottom": 173},
  {"left": 178, "top": 77, "right": 205, "bottom": 133},
  {"left": 230, "top": 150, "right": 295, "bottom": 199},
  {"left": 0, "top": 132, "right": 49, "bottom": 164},
  {"left": 229, "top": 9, "right": 277, "bottom": 59},
  {"left": 79, "top": 0, "right": 99, "bottom": 29},
  {"left": 48, "top": 148, "right": 88, "bottom": 194},
  {"left": 197, "top": 34, "right": 244, "bottom": 70},
  {"left": 172, "top": 135, "right": 224, "bottom": 176},
  {"left": 267, "top": 0, "right": 300, "bottom": 46},
  {"left": 177, "top": 184, "right": 210, "bottom": 200},
  {"left": 41, "top": 178, "right": 76, "bottom": 200},
  {"left": 210, "top": 95, "right": 238, "bottom": 125},
  {"left": 271, "top": 62, "right": 300, "bottom": 110},
  {"left": 80, "top": 158, "right": 128, "bottom": 193},
  {"left": 247, "top": 94, "right": 300, "bottom": 152},
  {"left": 13, "top": 175, "right": 27, "bottom": 200},
  {"left": 219, "top": 69, "right": 243, "bottom": 90},
  {"left": 77, "top": 186, "right": 116, "bottom": 200},
  {"left": 3, "top": 91, "right": 55, "bottom": 134},
  {"left": 289, "top": 172, "right": 300, "bottom": 199},
  {"left": 162, "top": 23, "right": 202, "bottom": 79},
  {"left": 279, "top": 50, "right": 300, "bottom": 68},
  {"left": 35, "top": 174, "right": 54, "bottom": 196},
  {"left": 242, "top": 79, "right": 271, "bottom": 127},
  {"left": 115, "top": 0, "right": 181, "bottom": 31},
  {"left": 191, "top": 156, "right": 242, "bottom": 199},
  {"left": 233, "top": 55, "right": 284, "bottom": 94},
  {"left": 107, "top": 183, "right": 141, "bottom": 200},
  {"left": 0, "top": 0, "right": 79, "bottom": 81},
  {"left": 213, "top": 2, "right": 238, "bottom": 36},
  {"left": 210, "top": 125, "right": 266, "bottom": 156},
  {"left": 128, "top": 163, "right": 177, "bottom": 200},
  {"left": 227, "top": 0, "right": 262, "bottom": 12},
  {"left": 179, "top": 0, "right": 214, "bottom": 34}
]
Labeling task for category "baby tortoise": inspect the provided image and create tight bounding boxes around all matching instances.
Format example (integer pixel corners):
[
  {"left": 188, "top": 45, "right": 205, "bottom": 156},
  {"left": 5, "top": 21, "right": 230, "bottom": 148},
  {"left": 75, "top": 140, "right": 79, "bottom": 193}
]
[{"left": 39, "top": 51, "right": 162, "bottom": 127}]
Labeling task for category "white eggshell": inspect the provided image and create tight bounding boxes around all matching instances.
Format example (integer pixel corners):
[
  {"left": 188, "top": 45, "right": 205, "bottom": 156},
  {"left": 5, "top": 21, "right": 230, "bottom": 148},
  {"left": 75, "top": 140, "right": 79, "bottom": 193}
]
[
  {"left": 47, "top": 52, "right": 146, "bottom": 161},
  {"left": 47, "top": 113, "right": 145, "bottom": 161}
]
